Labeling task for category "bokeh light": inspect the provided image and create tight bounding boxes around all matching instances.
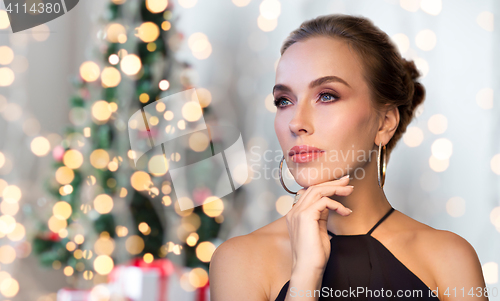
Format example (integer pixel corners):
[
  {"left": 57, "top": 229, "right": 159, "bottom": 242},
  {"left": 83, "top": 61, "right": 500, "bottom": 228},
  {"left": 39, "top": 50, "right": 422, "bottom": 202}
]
[
  {"left": 63, "top": 266, "right": 74, "bottom": 276},
  {"left": 0, "top": 277, "right": 19, "bottom": 297},
  {"left": 490, "top": 207, "right": 500, "bottom": 232},
  {"left": 402, "top": 126, "right": 424, "bottom": 147},
  {"left": 55, "top": 166, "right": 75, "bottom": 185},
  {"left": 182, "top": 101, "right": 203, "bottom": 122},
  {"left": 0, "top": 67, "right": 15, "bottom": 86},
  {"left": 80, "top": 61, "right": 100, "bottom": 82},
  {"left": 7, "top": 223, "right": 25, "bottom": 241},
  {"left": 188, "top": 32, "right": 212, "bottom": 59},
  {"left": 400, "top": 0, "right": 420, "bottom": 12},
  {"left": 446, "top": 197, "right": 466, "bottom": 217},
  {"left": 257, "top": 15, "right": 278, "bottom": 32},
  {"left": 137, "top": 22, "right": 160, "bottom": 43},
  {"left": 415, "top": 29, "right": 437, "bottom": 51},
  {"left": 0, "top": 46, "right": 14, "bottom": 65},
  {"left": 63, "top": 149, "right": 84, "bottom": 169},
  {"left": 189, "top": 267, "right": 209, "bottom": 288},
  {"left": 429, "top": 155, "right": 449, "bottom": 172},
  {"left": 477, "top": 11, "right": 494, "bottom": 32},
  {"left": 431, "top": 138, "right": 453, "bottom": 160},
  {"left": 188, "top": 132, "right": 209, "bottom": 152},
  {"left": 195, "top": 241, "right": 215, "bottom": 262},
  {"left": 53, "top": 201, "right": 72, "bottom": 220},
  {"left": 94, "top": 255, "right": 114, "bottom": 275},
  {"left": 31, "top": 136, "right": 51, "bottom": 157},
  {"left": 92, "top": 100, "right": 113, "bottom": 122},
  {"left": 131, "top": 171, "right": 152, "bottom": 191},
  {"left": 106, "top": 23, "right": 126, "bottom": 43},
  {"left": 101, "top": 66, "right": 122, "bottom": 88},
  {"left": 93, "top": 194, "right": 114, "bottom": 214},
  {"left": 146, "top": 0, "right": 168, "bottom": 13},
  {"left": 1, "top": 102, "right": 22, "bottom": 121},
  {"left": 482, "top": 262, "right": 498, "bottom": 284},
  {"left": 120, "top": 54, "right": 142, "bottom": 75},
  {"left": 0, "top": 245, "right": 16, "bottom": 264},
  {"left": 491, "top": 154, "right": 500, "bottom": 175},
  {"left": 48, "top": 215, "right": 67, "bottom": 233},
  {"left": 413, "top": 57, "right": 430, "bottom": 78},
  {"left": 178, "top": 0, "right": 197, "bottom": 8},
  {"left": 194, "top": 88, "right": 212, "bottom": 108},
  {"left": 90, "top": 149, "right": 110, "bottom": 169},
  {"left": 116, "top": 225, "right": 128, "bottom": 237},
  {"left": 476, "top": 88, "right": 494, "bottom": 110},
  {"left": 420, "top": 0, "right": 442, "bottom": 15},
  {"left": 0, "top": 10, "right": 10, "bottom": 29},
  {"left": 202, "top": 197, "right": 223, "bottom": 217},
  {"left": 159, "top": 79, "right": 170, "bottom": 90},
  {"left": 427, "top": 114, "right": 447, "bottom": 135},
  {"left": 94, "top": 235, "right": 115, "bottom": 255},
  {"left": 125, "top": 235, "right": 145, "bottom": 255},
  {"left": 141, "top": 253, "right": 152, "bottom": 263},
  {"left": 259, "top": 0, "right": 281, "bottom": 20},
  {"left": 2, "top": 184, "right": 21, "bottom": 202},
  {"left": 391, "top": 33, "right": 410, "bottom": 55},
  {"left": 1, "top": 200, "right": 19, "bottom": 216},
  {"left": 232, "top": 0, "right": 251, "bottom": 7}
]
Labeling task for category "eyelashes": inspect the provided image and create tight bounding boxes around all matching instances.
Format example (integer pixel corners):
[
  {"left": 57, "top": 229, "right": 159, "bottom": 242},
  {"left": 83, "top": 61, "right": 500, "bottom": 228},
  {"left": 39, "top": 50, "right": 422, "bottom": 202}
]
[{"left": 273, "top": 92, "right": 340, "bottom": 108}]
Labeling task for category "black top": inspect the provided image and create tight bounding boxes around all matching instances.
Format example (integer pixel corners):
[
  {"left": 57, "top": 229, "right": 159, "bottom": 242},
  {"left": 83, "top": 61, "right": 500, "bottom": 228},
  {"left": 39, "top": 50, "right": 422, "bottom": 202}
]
[{"left": 274, "top": 207, "right": 440, "bottom": 300}]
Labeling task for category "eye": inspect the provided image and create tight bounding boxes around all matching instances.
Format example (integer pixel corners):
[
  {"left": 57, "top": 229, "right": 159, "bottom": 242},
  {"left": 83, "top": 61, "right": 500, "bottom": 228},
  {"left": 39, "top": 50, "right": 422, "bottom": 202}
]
[
  {"left": 273, "top": 92, "right": 340, "bottom": 109},
  {"left": 318, "top": 92, "right": 339, "bottom": 103},
  {"left": 274, "top": 97, "right": 291, "bottom": 108}
]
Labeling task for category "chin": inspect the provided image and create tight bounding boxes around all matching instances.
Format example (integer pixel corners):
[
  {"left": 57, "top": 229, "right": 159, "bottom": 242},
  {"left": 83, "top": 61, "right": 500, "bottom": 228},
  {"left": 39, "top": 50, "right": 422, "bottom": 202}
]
[{"left": 293, "top": 173, "right": 329, "bottom": 188}]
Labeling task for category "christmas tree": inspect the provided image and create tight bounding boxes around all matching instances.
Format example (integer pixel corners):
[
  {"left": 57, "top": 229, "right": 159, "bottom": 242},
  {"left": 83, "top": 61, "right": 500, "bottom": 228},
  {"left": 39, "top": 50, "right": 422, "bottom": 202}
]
[{"left": 31, "top": 0, "right": 221, "bottom": 290}]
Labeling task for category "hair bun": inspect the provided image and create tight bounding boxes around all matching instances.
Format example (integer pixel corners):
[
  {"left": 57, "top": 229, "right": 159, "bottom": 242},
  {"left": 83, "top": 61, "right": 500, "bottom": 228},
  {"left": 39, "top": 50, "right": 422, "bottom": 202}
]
[
  {"left": 401, "top": 58, "right": 425, "bottom": 113},
  {"left": 402, "top": 58, "right": 420, "bottom": 82}
]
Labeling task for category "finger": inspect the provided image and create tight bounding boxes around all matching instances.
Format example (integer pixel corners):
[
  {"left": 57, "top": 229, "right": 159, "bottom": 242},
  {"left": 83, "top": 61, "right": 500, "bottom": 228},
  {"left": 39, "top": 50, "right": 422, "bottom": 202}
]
[
  {"left": 313, "top": 175, "right": 351, "bottom": 187},
  {"left": 293, "top": 176, "right": 352, "bottom": 208},
  {"left": 297, "top": 185, "right": 354, "bottom": 209},
  {"left": 308, "top": 196, "right": 352, "bottom": 217}
]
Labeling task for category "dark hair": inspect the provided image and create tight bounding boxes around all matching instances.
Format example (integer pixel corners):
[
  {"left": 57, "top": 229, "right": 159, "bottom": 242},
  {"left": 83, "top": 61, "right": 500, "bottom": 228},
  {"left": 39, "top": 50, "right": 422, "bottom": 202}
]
[{"left": 280, "top": 14, "right": 426, "bottom": 162}]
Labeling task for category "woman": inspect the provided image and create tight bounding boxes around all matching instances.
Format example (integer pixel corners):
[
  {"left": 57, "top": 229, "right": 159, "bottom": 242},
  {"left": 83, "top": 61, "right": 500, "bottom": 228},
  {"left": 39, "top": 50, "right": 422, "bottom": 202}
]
[{"left": 209, "top": 14, "right": 487, "bottom": 301}]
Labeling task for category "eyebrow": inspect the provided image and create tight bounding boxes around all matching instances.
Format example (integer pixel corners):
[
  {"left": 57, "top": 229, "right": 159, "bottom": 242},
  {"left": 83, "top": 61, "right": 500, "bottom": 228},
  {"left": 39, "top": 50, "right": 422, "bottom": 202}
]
[{"left": 272, "top": 75, "right": 351, "bottom": 95}]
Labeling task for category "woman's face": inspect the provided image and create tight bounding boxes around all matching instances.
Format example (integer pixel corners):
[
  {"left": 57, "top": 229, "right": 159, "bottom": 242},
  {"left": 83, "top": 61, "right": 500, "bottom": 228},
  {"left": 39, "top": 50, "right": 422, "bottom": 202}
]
[{"left": 274, "top": 36, "right": 380, "bottom": 188}]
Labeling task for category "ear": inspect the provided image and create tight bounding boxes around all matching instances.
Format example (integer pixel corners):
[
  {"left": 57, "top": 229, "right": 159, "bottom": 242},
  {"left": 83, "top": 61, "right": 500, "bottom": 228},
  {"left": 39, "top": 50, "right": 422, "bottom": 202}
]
[{"left": 375, "top": 105, "right": 399, "bottom": 146}]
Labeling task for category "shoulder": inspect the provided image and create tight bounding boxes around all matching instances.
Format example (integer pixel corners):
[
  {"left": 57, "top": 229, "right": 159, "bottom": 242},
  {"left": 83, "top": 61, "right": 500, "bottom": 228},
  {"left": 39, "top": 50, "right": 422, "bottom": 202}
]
[
  {"left": 419, "top": 229, "right": 484, "bottom": 278},
  {"left": 209, "top": 217, "right": 289, "bottom": 301},
  {"left": 386, "top": 210, "right": 486, "bottom": 300},
  {"left": 389, "top": 211, "right": 481, "bottom": 263},
  {"left": 414, "top": 228, "right": 487, "bottom": 300}
]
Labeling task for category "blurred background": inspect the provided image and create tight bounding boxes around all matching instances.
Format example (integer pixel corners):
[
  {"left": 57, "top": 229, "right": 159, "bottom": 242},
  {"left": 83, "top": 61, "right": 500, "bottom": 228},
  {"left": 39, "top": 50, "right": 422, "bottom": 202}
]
[{"left": 0, "top": 0, "right": 498, "bottom": 300}]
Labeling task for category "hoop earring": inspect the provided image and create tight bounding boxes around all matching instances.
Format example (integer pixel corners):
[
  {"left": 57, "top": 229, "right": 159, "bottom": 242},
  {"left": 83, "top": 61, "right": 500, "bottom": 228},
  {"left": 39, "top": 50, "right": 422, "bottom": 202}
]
[
  {"left": 279, "top": 155, "right": 301, "bottom": 206},
  {"left": 377, "top": 142, "right": 387, "bottom": 189}
]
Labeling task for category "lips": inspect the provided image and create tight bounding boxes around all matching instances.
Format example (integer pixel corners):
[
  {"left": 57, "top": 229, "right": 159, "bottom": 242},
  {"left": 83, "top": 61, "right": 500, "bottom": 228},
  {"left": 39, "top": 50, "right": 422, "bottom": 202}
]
[{"left": 288, "top": 145, "right": 325, "bottom": 156}]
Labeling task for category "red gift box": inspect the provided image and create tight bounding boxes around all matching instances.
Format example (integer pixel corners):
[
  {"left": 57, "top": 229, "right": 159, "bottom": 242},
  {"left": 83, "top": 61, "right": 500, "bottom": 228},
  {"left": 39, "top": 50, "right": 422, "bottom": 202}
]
[{"left": 108, "top": 257, "right": 174, "bottom": 301}]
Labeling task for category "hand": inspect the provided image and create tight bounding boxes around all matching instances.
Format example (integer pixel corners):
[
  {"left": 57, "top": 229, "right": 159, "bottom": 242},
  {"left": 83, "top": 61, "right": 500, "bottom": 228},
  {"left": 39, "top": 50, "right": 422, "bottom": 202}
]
[{"left": 285, "top": 175, "right": 354, "bottom": 275}]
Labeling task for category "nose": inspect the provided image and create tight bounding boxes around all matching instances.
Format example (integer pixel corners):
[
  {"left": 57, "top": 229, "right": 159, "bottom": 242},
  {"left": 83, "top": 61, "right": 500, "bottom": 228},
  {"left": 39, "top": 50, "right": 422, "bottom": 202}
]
[{"left": 288, "top": 99, "right": 313, "bottom": 136}]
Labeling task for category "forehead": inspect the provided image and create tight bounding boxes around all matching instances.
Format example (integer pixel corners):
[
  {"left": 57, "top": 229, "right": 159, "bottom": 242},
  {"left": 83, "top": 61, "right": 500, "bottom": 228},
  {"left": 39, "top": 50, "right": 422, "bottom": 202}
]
[{"left": 275, "top": 36, "right": 364, "bottom": 90}]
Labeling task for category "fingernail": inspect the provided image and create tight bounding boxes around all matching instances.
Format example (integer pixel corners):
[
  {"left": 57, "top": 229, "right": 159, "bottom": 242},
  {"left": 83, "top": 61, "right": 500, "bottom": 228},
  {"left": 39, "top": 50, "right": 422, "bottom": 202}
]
[
  {"left": 347, "top": 208, "right": 353, "bottom": 213},
  {"left": 341, "top": 175, "right": 350, "bottom": 179},
  {"left": 348, "top": 185, "right": 354, "bottom": 189}
]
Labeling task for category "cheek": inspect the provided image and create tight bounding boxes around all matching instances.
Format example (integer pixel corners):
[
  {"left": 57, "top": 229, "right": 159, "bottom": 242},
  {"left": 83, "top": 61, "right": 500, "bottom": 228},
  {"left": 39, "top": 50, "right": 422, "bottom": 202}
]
[
  {"left": 350, "top": 106, "right": 377, "bottom": 147},
  {"left": 318, "top": 103, "right": 374, "bottom": 147}
]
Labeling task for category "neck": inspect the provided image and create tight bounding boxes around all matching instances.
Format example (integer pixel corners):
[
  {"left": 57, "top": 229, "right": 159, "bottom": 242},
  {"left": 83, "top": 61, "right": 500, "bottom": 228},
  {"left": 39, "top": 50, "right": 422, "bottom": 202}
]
[{"left": 326, "top": 156, "right": 392, "bottom": 235}]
